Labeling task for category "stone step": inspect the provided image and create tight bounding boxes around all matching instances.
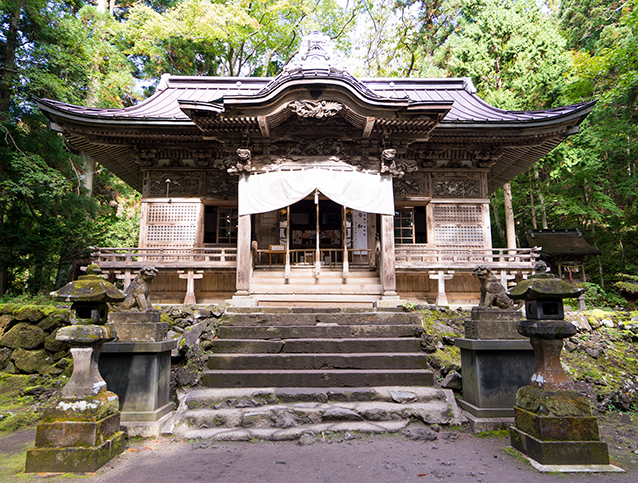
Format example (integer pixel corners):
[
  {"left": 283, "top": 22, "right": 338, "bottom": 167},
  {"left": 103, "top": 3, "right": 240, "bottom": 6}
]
[
  {"left": 207, "top": 353, "right": 428, "bottom": 370},
  {"left": 217, "top": 325, "right": 418, "bottom": 340},
  {"left": 200, "top": 369, "right": 434, "bottom": 387},
  {"left": 209, "top": 338, "right": 423, "bottom": 354},
  {"left": 253, "top": 294, "right": 381, "bottom": 304},
  {"left": 171, "top": 386, "right": 465, "bottom": 441},
  {"left": 221, "top": 312, "right": 418, "bottom": 326},
  {"left": 226, "top": 307, "right": 404, "bottom": 314}
]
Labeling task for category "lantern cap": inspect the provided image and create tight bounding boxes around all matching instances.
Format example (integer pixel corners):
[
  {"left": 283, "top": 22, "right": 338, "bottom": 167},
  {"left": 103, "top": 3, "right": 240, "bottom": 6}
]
[{"left": 508, "top": 261, "right": 584, "bottom": 301}]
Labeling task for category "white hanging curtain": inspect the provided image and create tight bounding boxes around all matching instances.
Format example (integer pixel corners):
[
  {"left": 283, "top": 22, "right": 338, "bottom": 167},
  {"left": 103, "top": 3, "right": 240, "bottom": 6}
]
[{"left": 238, "top": 169, "right": 395, "bottom": 216}]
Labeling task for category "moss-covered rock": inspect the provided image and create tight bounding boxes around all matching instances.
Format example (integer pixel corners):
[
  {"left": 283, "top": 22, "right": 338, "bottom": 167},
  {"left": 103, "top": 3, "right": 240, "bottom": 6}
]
[
  {"left": 43, "top": 328, "right": 70, "bottom": 353},
  {"left": 11, "top": 348, "right": 55, "bottom": 374},
  {"left": 0, "top": 322, "right": 46, "bottom": 349},
  {"left": 0, "top": 314, "right": 14, "bottom": 338},
  {"left": 13, "top": 305, "right": 56, "bottom": 322},
  {"left": 37, "top": 309, "right": 70, "bottom": 332},
  {"left": 0, "top": 346, "right": 13, "bottom": 369}
]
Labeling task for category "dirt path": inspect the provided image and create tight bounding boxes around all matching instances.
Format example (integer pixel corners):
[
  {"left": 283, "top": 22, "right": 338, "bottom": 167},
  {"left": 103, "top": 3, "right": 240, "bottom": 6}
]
[{"left": 3, "top": 413, "right": 636, "bottom": 482}]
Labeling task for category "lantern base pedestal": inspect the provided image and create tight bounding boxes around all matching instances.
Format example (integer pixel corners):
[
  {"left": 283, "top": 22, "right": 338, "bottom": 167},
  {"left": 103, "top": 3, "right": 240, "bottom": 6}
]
[
  {"left": 25, "top": 392, "right": 124, "bottom": 473},
  {"left": 509, "top": 386, "right": 621, "bottom": 472},
  {"left": 510, "top": 426, "right": 611, "bottom": 466}
]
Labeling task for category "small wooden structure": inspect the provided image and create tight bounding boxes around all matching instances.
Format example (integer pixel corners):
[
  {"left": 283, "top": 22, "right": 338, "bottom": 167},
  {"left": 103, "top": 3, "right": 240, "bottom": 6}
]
[
  {"left": 525, "top": 229, "right": 602, "bottom": 284},
  {"left": 36, "top": 33, "right": 594, "bottom": 307}
]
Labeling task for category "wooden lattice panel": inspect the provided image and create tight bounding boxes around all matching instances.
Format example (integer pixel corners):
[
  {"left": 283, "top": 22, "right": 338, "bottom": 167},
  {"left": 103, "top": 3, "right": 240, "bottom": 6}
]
[
  {"left": 434, "top": 225, "right": 484, "bottom": 244},
  {"left": 433, "top": 205, "right": 482, "bottom": 224},
  {"left": 148, "top": 204, "right": 199, "bottom": 224},
  {"left": 147, "top": 225, "right": 197, "bottom": 243}
]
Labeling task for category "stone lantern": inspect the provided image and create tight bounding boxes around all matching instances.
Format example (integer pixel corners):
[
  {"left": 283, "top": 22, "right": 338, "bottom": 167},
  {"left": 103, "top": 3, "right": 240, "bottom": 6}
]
[
  {"left": 26, "top": 264, "right": 126, "bottom": 473},
  {"left": 508, "top": 261, "right": 622, "bottom": 472}
]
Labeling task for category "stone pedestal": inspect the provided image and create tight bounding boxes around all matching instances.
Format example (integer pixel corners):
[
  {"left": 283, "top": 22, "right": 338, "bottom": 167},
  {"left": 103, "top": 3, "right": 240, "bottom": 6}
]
[
  {"left": 510, "top": 386, "right": 621, "bottom": 472},
  {"left": 26, "top": 391, "right": 125, "bottom": 473},
  {"left": 457, "top": 308, "right": 534, "bottom": 431},
  {"left": 108, "top": 310, "right": 167, "bottom": 343},
  {"left": 100, "top": 340, "right": 177, "bottom": 437}
]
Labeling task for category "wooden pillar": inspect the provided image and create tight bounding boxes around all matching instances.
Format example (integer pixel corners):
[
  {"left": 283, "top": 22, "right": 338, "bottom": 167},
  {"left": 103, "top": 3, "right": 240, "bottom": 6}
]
[
  {"left": 236, "top": 214, "right": 251, "bottom": 293},
  {"left": 342, "top": 205, "right": 349, "bottom": 277},
  {"left": 380, "top": 214, "right": 396, "bottom": 295},
  {"left": 114, "top": 269, "right": 133, "bottom": 291},
  {"left": 499, "top": 270, "right": 516, "bottom": 290}
]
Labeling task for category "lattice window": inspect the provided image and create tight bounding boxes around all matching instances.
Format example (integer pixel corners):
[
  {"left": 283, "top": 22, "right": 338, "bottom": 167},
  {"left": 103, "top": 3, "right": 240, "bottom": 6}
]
[
  {"left": 433, "top": 205, "right": 481, "bottom": 224},
  {"left": 435, "top": 226, "right": 484, "bottom": 244},
  {"left": 148, "top": 204, "right": 199, "bottom": 224},
  {"left": 147, "top": 225, "right": 197, "bottom": 242},
  {"left": 145, "top": 202, "right": 199, "bottom": 246}
]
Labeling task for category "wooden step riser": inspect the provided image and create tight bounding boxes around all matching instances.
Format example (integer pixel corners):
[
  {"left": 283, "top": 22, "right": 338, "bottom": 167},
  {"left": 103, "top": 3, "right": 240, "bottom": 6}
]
[
  {"left": 210, "top": 338, "right": 423, "bottom": 354},
  {"left": 201, "top": 369, "right": 434, "bottom": 388},
  {"left": 217, "top": 325, "right": 418, "bottom": 339},
  {"left": 207, "top": 353, "right": 428, "bottom": 370},
  {"left": 249, "top": 285, "right": 383, "bottom": 295}
]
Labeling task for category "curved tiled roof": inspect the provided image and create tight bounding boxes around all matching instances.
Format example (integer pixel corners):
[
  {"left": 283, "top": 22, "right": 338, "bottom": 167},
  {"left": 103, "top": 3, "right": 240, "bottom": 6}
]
[{"left": 38, "top": 74, "right": 592, "bottom": 125}]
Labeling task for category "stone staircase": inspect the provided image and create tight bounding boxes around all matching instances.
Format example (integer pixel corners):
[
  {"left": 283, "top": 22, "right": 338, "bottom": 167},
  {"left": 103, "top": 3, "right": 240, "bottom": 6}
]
[
  {"left": 171, "top": 308, "right": 465, "bottom": 441},
  {"left": 249, "top": 267, "right": 383, "bottom": 307}
]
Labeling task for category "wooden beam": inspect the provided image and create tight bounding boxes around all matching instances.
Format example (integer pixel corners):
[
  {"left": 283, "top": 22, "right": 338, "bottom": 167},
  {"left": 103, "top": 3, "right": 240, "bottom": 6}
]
[
  {"left": 363, "top": 117, "right": 375, "bottom": 138},
  {"left": 258, "top": 116, "right": 270, "bottom": 138}
]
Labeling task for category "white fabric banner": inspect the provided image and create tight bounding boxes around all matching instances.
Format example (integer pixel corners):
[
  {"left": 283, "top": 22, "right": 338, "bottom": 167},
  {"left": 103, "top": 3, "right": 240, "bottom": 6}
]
[{"left": 238, "top": 169, "right": 394, "bottom": 216}]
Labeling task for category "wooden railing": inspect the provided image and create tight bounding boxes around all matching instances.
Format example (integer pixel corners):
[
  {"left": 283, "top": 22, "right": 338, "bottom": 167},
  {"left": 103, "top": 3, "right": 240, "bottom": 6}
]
[
  {"left": 394, "top": 245, "right": 541, "bottom": 270},
  {"left": 91, "top": 246, "right": 237, "bottom": 268},
  {"left": 254, "top": 248, "right": 375, "bottom": 267}
]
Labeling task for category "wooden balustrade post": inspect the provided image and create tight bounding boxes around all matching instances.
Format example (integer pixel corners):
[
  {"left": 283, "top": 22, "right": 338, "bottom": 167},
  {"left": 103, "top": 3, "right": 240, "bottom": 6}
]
[{"left": 428, "top": 270, "right": 454, "bottom": 306}]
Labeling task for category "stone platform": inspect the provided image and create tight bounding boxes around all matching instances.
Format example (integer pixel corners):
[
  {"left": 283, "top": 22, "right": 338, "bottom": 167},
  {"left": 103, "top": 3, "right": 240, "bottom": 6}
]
[{"left": 171, "top": 386, "right": 464, "bottom": 441}]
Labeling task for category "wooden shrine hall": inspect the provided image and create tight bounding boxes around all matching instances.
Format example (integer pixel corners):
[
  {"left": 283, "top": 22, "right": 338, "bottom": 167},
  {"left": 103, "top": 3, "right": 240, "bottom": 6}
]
[{"left": 36, "top": 32, "right": 594, "bottom": 308}]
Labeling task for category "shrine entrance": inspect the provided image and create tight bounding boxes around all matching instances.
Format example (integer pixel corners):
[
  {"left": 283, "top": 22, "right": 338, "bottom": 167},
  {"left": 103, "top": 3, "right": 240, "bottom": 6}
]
[{"left": 288, "top": 197, "right": 344, "bottom": 266}]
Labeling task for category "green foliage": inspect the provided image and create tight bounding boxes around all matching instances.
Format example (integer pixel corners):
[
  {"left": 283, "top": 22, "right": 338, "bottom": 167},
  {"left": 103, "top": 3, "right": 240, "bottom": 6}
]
[
  {"left": 439, "top": 0, "right": 571, "bottom": 110},
  {"left": 578, "top": 282, "right": 628, "bottom": 309}
]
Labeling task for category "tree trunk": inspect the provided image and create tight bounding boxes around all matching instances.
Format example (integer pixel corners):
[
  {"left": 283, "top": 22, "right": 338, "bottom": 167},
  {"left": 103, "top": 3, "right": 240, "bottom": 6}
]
[
  {"left": 533, "top": 167, "right": 548, "bottom": 229},
  {"left": 529, "top": 172, "right": 537, "bottom": 230},
  {"left": 490, "top": 194, "right": 505, "bottom": 246},
  {"left": 503, "top": 182, "right": 517, "bottom": 250},
  {"left": 0, "top": 0, "right": 21, "bottom": 122}
]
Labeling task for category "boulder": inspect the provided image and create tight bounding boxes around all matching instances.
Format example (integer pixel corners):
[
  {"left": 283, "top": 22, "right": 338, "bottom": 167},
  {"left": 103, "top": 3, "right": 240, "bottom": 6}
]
[
  {"left": 13, "top": 306, "right": 46, "bottom": 322},
  {"left": 0, "top": 322, "right": 46, "bottom": 349},
  {"left": 0, "top": 314, "right": 14, "bottom": 338},
  {"left": 441, "top": 370, "right": 462, "bottom": 390},
  {"left": 181, "top": 322, "right": 204, "bottom": 350},
  {"left": 0, "top": 346, "right": 13, "bottom": 369},
  {"left": 37, "top": 310, "right": 69, "bottom": 332},
  {"left": 43, "top": 328, "right": 70, "bottom": 353},
  {"left": 11, "top": 348, "right": 55, "bottom": 374}
]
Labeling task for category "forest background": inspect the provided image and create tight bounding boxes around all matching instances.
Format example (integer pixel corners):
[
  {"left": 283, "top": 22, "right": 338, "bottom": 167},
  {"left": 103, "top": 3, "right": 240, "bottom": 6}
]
[{"left": 0, "top": 0, "right": 636, "bottom": 303}]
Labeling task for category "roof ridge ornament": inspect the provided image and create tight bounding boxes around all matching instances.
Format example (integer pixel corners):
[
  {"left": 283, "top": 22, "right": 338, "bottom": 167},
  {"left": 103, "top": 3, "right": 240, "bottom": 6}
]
[
  {"left": 257, "top": 32, "right": 382, "bottom": 100},
  {"left": 285, "top": 31, "right": 343, "bottom": 75}
]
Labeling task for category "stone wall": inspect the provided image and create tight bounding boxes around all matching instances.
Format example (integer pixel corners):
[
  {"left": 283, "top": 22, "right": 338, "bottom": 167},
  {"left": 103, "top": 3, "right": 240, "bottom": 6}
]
[{"left": 0, "top": 305, "right": 72, "bottom": 376}]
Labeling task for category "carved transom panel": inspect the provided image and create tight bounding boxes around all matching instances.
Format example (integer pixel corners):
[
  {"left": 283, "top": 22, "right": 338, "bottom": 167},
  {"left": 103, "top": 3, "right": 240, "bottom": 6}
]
[{"left": 149, "top": 171, "right": 202, "bottom": 197}]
